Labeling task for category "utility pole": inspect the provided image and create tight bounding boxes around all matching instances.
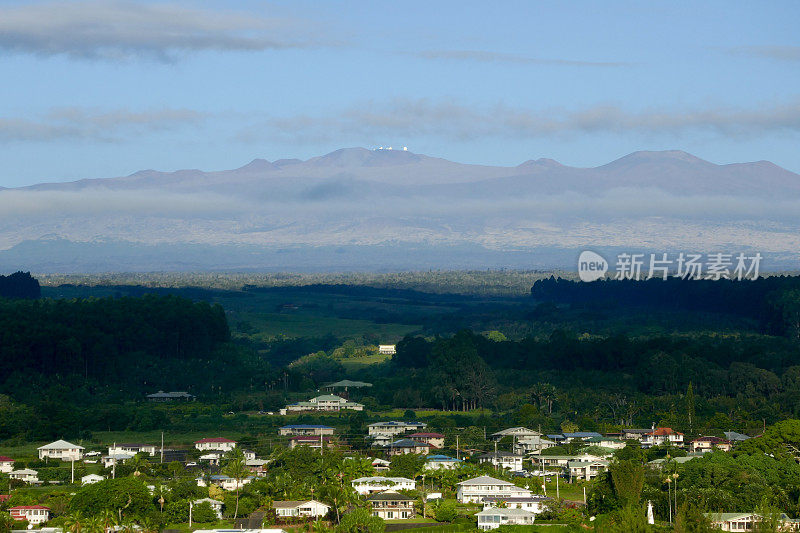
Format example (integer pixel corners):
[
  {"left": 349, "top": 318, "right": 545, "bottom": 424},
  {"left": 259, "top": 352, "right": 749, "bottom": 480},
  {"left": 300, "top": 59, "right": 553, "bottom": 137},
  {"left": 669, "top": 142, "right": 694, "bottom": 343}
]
[
  {"left": 556, "top": 469, "right": 559, "bottom": 499},
  {"left": 160, "top": 431, "right": 164, "bottom": 463},
  {"left": 456, "top": 435, "right": 459, "bottom": 461},
  {"left": 189, "top": 500, "right": 193, "bottom": 527},
  {"left": 494, "top": 441, "right": 498, "bottom": 471},
  {"left": 71, "top": 459, "right": 74, "bottom": 484}
]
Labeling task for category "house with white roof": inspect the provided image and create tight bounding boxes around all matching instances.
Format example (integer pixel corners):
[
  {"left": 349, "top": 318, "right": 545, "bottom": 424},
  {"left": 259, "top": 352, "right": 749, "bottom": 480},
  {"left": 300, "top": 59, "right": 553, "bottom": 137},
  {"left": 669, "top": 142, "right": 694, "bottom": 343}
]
[
  {"left": 368, "top": 421, "right": 427, "bottom": 437},
  {"left": 704, "top": 512, "right": 760, "bottom": 531},
  {"left": 352, "top": 476, "right": 416, "bottom": 495},
  {"left": 272, "top": 500, "right": 330, "bottom": 519},
  {"left": 102, "top": 453, "right": 134, "bottom": 468},
  {"left": 194, "top": 437, "right": 237, "bottom": 452},
  {"left": 567, "top": 460, "right": 609, "bottom": 481},
  {"left": 194, "top": 498, "right": 224, "bottom": 519},
  {"left": 9, "top": 469, "right": 39, "bottom": 484},
  {"left": 457, "top": 476, "right": 532, "bottom": 504},
  {"left": 9, "top": 506, "right": 50, "bottom": 525},
  {"left": 0, "top": 456, "right": 14, "bottom": 473},
  {"left": 478, "top": 452, "right": 524, "bottom": 471},
  {"left": 491, "top": 427, "right": 542, "bottom": 440},
  {"left": 514, "top": 436, "right": 557, "bottom": 455},
  {"left": 476, "top": 507, "right": 535, "bottom": 530},
  {"left": 278, "top": 425, "right": 334, "bottom": 436},
  {"left": 280, "top": 394, "right": 363, "bottom": 415},
  {"left": 108, "top": 443, "right": 158, "bottom": 456},
  {"left": 197, "top": 474, "right": 253, "bottom": 491},
  {"left": 81, "top": 474, "right": 105, "bottom": 485},
  {"left": 482, "top": 496, "right": 550, "bottom": 514},
  {"left": 38, "top": 440, "right": 84, "bottom": 461}
]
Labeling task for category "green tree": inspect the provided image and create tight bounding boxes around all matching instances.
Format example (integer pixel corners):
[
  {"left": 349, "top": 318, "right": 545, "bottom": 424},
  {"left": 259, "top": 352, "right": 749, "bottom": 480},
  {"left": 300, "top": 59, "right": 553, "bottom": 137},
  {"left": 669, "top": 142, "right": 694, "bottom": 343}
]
[
  {"left": 609, "top": 460, "right": 645, "bottom": 507},
  {"left": 336, "top": 508, "right": 384, "bottom": 533}
]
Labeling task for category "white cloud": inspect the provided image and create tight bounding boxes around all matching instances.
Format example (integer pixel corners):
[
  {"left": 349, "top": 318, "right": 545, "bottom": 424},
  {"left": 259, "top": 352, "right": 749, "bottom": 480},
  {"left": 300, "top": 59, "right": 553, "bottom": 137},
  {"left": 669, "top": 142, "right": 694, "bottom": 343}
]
[{"left": 0, "top": 1, "right": 324, "bottom": 61}]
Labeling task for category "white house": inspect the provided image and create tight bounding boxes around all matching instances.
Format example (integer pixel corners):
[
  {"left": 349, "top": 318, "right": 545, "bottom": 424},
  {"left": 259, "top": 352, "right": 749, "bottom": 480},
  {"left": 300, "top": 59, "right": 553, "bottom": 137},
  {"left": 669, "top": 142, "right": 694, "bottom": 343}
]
[
  {"left": 482, "top": 496, "right": 550, "bottom": 514},
  {"left": 406, "top": 433, "right": 445, "bottom": 448},
  {"left": 424, "top": 455, "right": 462, "bottom": 470},
  {"left": 193, "top": 498, "right": 224, "bottom": 519},
  {"left": 386, "top": 439, "right": 431, "bottom": 456},
  {"left": 368, "top": 491, "right": 415, "bottom": 520},
  {"left": 457, "top": 476, "right": 532, "bottom": 504},
  {"left": 567, "top": 460, "right": 609, "bottom": 481},
  {"left": 272, "top": 500, "right": 330, "bottom": 519},
  {"left": 352, "top": 476, "right": 416, "bottom": 495},
  {"left": 478, "top": 452, "right": 524, "bottom": 471},
  {"left": 368, "top": 421, "right": 427, "bottom": 437},
  {"left": 371, "top": 458, "right": 391, "bottom": 471},
  {"left": 0, "top": 456, "right": 14, "bottom": 473},
  {"left": 281, "top": 395, "right": 363, "bottom": 415},
  {"left": 9, "top": 469, "right": 39, "bottom": 484},
  {"left": 197, "top": 474, "right": 254, "bottom": 491},
  {"left": 378, "top": 345, "right": 396, "bottom": 355},
  {"left": 108, "top": 443, "right": 158, "bottom": 456},
  {"left": 491, "top": 427, "right": 542, "bottom": 440},
  {"left": 476, "top": 508, "right": 535, "bottom": 530},
  {"left": 514, "top": 436, "right": 557, "bottom": 455},
  {"left": 194, "top": 438, "right": 237, "bottom": 452},
  {"left": 536, "top": 454, "right": 604, "bottom": 469},
  {"left": 278, "top": 425, "right": 334, "bottom": 437},
  {"left": 38, "top": 440, "right": 84, "bottom": 461},
  {"left": 690, "top": 436, "right": 732, "bottom": 453},
  {"left": 81, "top": 474, "right": 105, "bottom": 485},
  {"left": 102, "top": 453, "right": 134, "bottom": 468},
  {"left": 704, "top": 513, "right": 760, "bottom": 531},
  {"left": 9, "top": 506, "right": 50, "bottom": 525},
  {"left": 642, "top": 428, "right": 684, "bottom": 447}
]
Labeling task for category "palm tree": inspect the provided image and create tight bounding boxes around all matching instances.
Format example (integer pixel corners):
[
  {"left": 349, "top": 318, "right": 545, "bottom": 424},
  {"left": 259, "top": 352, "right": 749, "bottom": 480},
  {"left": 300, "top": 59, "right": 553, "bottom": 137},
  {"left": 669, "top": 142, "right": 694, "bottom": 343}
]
[
  {"left": 223, "top": 448, "right": 248, "bottom": 520},
  {"left": 84, "top": 516, "right": 105, "bottom": 533},
  {"left": 63, "top": 511, "right": 85, "bottom": 533},
  {"left": 128, "top": 454, "right": 150, "bottom": 477},
  {"left": 99, "top": 509, "right": 118, "bottom": 533}
]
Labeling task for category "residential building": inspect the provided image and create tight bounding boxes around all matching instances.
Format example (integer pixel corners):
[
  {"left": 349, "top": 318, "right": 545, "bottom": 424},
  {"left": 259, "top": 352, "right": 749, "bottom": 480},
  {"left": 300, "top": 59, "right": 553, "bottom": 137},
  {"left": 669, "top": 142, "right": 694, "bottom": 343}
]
[
  {"left": 368, "top": 491, "right": 415, "bottom": 520},
  {"left": 371, "top": 458, "right": 391, "bottom": 471},
  {"left": 406, "top": 433, "right": 445, "bottom": 448},
  {"left": 247, "top": 459, "right": 269, "bottom": 475},
  {"left": 146, "top": 391, "right": 194, "bottom": 402},
  {"left": 482, "top": 496, "right": 550, "bottom": 514},
  {"left": 81, "top": 474, "right": 105, "bottom": 485},
  {"left": 0, "top": 457, "right": 14, "bottom": 473},
  {"left": 378, "top": 345, "right": 397, "bottom": 355},
  {"left": 491, "top": 427, "right": 542, "bottom": 441},
  {"left": 386, "top": 439, "right": 431, "bottom": 456},
  {"left": 642, "top": 428, "right": 684, "bottom": 447},
  {"left": 9, "top": 506, "right": 50, "bottom": 525},
  {"left": 108, "top": 443, "right": 158, "bottom": 456},
  {"left": 198, "top": 452, "right": 225, "bottom": 466},
  {"left": 9, "top": 469, "right": 39, "bottom": 483},
  {"left": 194, "top": 498, "right": 224, "bottom": 519},
  {"left": 567, "top": 460, "right": 609, "bottom": 481},
  {"left": 272, "top": 500, "right": 330, "bottom": 519},
  {"left": 197, "top": 474, "right": 253, "bottom": 491},
  {"left": 622, "top": 429, "right": 652, "bottom": 441},
  {"left": 352, "top": 476, "right": 415, "bottom": 495},
  {"left": 562, "top": 432, "right": 604, "bottom": 443},
  {"left": 280, "top": 394, "right": 364, "bottom": 415},
  {"left": 724, "top": 431, "right": 751, "bottom": 443},
  {"left": 368, "top": 421, "right": 427, "bottom": 437},
  {"left": 536, "top": 454, "right": 604, "bottom": 469},
  {"left": 583, "top": 436, "right": 625, "bottom": 450},
  {"left": 514, "top": 436, "right": 557, "bottom": 455},
  {"left": 102, "top": 453, "right": 134, "bottom": 468},
  {"left": 457, "top": 476, "right": 532, "bottom": 504},
  {"left": 648, "top": 455, "right": 701, "bottom": 468},
  {"left": 288, "top": 436, "right": 334, "bottom": 450},
  {"left": 424, "top": 455, "right": 462, "bottom": 470},
  {"left": 476, "top": 508, "right": 535, "bottom": 530},
  {"left": 278, "top": 425, "right": 334, "bottom": 437},
  {"left": 194, "top": 437, "right": 237, "bottom": 452},
  {"left": 478, "top": 452, "right": 524, "bottom": 471},
  {"left": 38, "top": 440, "right": 84, "bottom": 461},
  {"left": 704, "top": 512, "right": 759, "bottom": 531},
  {"left": 242, "top": 450, "right": 256, "bottom": 461},
  {"left": 690, "top": 436, "right": 732, "bottom": 453}
]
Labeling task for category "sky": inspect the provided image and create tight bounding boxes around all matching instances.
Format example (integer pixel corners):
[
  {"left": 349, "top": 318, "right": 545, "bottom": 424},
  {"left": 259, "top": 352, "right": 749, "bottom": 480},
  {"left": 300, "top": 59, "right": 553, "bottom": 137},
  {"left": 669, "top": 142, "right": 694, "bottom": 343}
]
[{"left": 0, "top": 0, "right": 799, "bottom": 187}]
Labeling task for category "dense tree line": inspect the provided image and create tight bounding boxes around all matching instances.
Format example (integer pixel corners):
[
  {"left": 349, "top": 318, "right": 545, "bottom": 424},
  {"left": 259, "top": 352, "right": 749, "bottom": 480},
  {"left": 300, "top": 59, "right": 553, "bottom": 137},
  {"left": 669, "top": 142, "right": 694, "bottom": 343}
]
[{"left": 0, "top": 271, "right": 40, "bottom": 299}]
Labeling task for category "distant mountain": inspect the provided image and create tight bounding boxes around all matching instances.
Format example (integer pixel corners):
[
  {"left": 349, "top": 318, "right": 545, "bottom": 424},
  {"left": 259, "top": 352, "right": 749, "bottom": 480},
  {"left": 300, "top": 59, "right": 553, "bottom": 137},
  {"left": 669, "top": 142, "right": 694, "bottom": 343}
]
[{"left": 2, "top": 148, "right": 800, "bottom": 272}]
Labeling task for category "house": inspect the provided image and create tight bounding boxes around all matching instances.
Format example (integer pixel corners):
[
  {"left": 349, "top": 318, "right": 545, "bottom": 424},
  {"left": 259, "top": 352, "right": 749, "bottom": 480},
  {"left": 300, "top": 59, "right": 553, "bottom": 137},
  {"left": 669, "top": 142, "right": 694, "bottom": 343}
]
[
  {"left": 536, "top": 454, "right": 604, "bottom": 469},
  {"left": 371, "top": 458, "right": 391, "bottom": 471},
  {"left": 280, "top": 394, "right": 364, "bottom": 415},
  {"left": 457, "top": 476, "right": 532, "bottom": 504},
  {"left": 478, "top": 452, "right": 524, "bottom": 471},
  {"left": 194, "top": 498, "right": 224, "bottom": 519},
  {"left": 9, "top": 506, "right": 50, "bottom": 525},
  {"left": 288, "top": 436, "right": 335, "bottom": 450},
  {"left": 724, "top": 431, "right": 751, "bottom": 443},
  {"left": 108, "top": 443, "right": 158, "bottom": 456},
  {"left": 642, "top": 428, "right": 684, "bottom": 447},
  {"left": 514, "top": 436, "right": 557, "bottom": 455},
  {"left": 482, "top": 496, "right": 550, "bottom": 514},
  {"left": 194, "top": 437, "right": 237, "bottom": 452},
  {"left": 102, "top": 453, "right": 134, "bottom": 468},
  {"left": 368, "top": 421, "right": 427, "bottom": 437},
  {"left": 567, "top": 460, "right": 609, "bottom": 481},
  {"left": 352, "top": 476, "right": 415, "bottom": 495},
  {"left": 368, "top": 491, "right": 415, "bottom": 520},
  {"left": 0, "top": 457, "right": 14, "bottom": 473},
  {"left": 278, "top": 425, "right": 334, "bottom": 437},
  {"left": 690, "top": 436, "right": 732, "bottom": 453},
  {"left": 197, "top": 474, "right": 253, "bottom": 491},
  {"left": 583, "top": 436, "right": 625, "bottom": 450},
  {"left": 378, "top": 345, "right": 396, "bottom": 355},
  {"left": 272, "top": 500, "right": 330, "bottom": 519},
  {"left": 491, "top": 427, "right": 542, "bottom": 440},
  {"left": 38, "top": 440, "right": 84, "bottom": 461},
  {"left": 247, "top": 459, "right": 269, "bottom": 475},
  {"left": 9, "top": 469, "right": 39, "bottom": 483},
  {"left": 386, "top": 439, "right": 431, "bottom": 456},
  {"left": 476, "top": 508, "right": 536, "bottom": 530},
  {"left": 406, "top": 433, "right": 445, "bottom": 448},
  {"left": 199, "top": 452, "right": 225, "bottom": 466},
  {"left": 81, "top": 474, "right": 105, "bottom": 485},
  {"left": 704, "top": 512, "right": 760, "bottom": 531},
  {"left": 562, "top": 432, "right": 604, "bottom": 443},
  {"left": 424, "top": 455, "right": 462, "bottom": 470},
  {"left": 242, "top": 450, "right": 256, "bottom": 461},
  {"left": 648, "top": 455, "right": 701, "bottom": 468},
  {"left": 146, "top": 391, "right": 194, "bottom": 402},
  {"left": 622, "top": 429, "right": 652, "bottom": 441}
]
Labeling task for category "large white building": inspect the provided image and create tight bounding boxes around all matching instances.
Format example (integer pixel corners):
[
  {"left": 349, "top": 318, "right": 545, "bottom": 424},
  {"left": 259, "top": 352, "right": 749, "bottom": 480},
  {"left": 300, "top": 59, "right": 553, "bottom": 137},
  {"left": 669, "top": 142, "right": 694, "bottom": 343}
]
[
  {"left": 368, "top": 421, "right": 427, "bottom": 437},
  {"left": 281, "top": 395, "right": 364, "bottom": 415},
  {"left": 272, "top": 500, "right": 330, "bottom": 519},
  {"left": 457, "top": 476, "right": 532, "bottom": 504},
  {"left": 476, "top": 508, "right": 536, "bottom": 530},
  {"left": 9, "top": 506, "right": 50, "bottom": 525},
  {"left": 352, "top": 476, "right": 416, "bottom": 495},
  {"left": 194, "top": 438, "right": 237, "bottom": 452},
  {"left": 38, "top": 440, "right": 84, "bottom": 461}
]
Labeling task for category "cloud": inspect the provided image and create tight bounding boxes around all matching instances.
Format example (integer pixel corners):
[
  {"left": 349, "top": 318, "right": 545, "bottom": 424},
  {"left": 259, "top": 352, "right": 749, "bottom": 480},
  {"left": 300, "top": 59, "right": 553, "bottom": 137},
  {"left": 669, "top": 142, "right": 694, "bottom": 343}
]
[
  {"left": 0, "top": 107, "right": 202, "bottom": 142},
  {"left": 416, "top": 49, "right": 629, "bottom": 67},
  {"left": 0, "top": 1, "right": 323, "bottom": 61},
  {"left": 730, "top": 45, "right": 800, "bottom": 62},
  {"left": 251, "top": 98, "right": 800, "bottom": 142}
]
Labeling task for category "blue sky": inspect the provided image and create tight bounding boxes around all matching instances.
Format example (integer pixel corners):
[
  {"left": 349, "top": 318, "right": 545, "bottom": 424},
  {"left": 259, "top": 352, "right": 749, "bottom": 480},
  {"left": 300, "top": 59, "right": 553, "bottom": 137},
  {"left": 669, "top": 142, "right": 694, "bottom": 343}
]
[{"left": 1, "top": 0, "right": 798, "bottom": 187}]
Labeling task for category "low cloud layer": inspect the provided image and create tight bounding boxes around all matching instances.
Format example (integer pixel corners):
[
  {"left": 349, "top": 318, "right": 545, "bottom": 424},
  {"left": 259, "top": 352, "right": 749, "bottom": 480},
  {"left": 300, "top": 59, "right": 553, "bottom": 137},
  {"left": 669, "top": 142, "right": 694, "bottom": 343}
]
[
  {"left": 0, "top": 107, "right": 202, "bottom": 142},
  {"left": 257, "top": 98, "right": 800, "bottom": 142},
  {"left": 0, "top": 1, "right": 323, "bottom": 61},
  {"left": 732, "top": 45, "right": 800, "bottom": 62}
]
